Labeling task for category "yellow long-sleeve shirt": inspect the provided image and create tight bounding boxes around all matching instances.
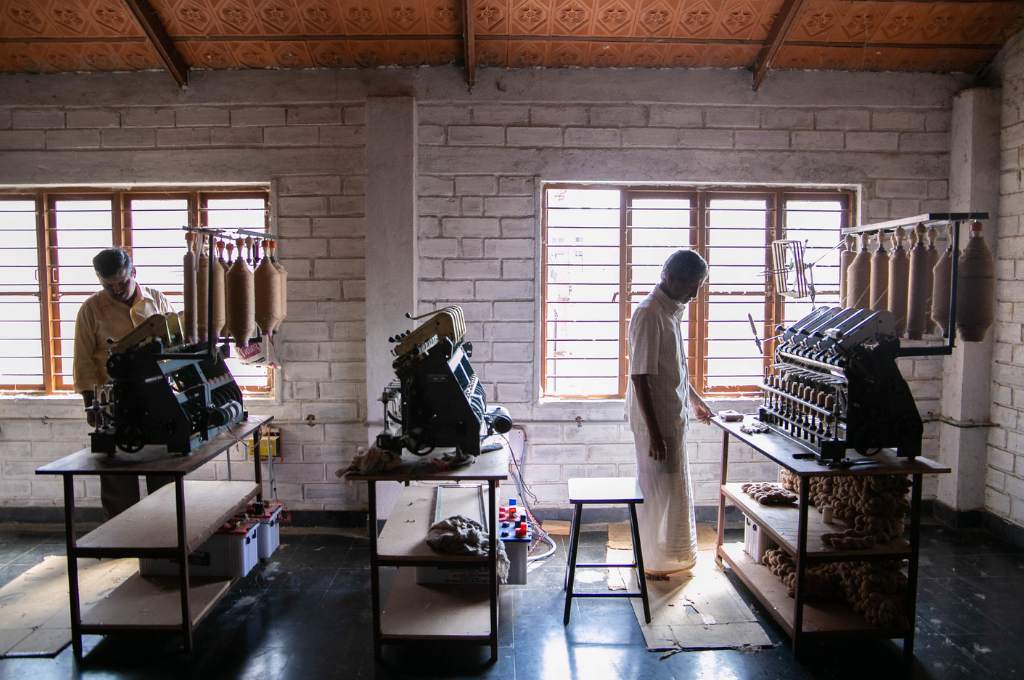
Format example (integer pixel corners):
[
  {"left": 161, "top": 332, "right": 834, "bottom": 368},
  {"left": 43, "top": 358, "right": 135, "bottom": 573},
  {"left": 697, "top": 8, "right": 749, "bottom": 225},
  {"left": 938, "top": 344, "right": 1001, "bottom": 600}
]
[{"left": 72, "top": 286, "right": 174, "bottom": 394}]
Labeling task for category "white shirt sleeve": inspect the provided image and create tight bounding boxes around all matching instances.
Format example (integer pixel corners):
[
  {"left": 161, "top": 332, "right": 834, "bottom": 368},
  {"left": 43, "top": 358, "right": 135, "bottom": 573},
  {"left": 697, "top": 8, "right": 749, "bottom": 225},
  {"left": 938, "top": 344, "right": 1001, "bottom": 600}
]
[{"left": 628, "top": 307, "right": 660, "bottom": 376}]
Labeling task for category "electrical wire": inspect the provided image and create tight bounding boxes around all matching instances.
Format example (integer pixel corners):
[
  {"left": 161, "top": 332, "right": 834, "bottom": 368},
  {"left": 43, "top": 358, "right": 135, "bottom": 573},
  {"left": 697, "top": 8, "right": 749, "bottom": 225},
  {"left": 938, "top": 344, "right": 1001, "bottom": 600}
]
[{"left": 500, "top": 429, "right": 556, "bottom": 562}]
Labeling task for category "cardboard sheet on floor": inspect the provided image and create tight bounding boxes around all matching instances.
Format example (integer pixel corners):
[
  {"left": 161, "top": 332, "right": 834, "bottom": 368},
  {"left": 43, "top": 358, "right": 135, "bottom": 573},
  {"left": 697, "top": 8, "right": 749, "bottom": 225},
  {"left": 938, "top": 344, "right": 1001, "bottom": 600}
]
[
  {"left": 606, "top": 523, "right": 773, "bottom": 652},
  {"left": 0, "top": 555, "right": 137, "bottom": 657}
]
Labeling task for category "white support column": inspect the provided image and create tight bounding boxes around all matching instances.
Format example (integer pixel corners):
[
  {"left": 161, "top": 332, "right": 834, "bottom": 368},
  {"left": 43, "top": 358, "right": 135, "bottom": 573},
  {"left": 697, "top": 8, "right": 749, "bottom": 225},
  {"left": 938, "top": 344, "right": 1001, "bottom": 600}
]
[
  {"left": 365, "top": 96, "right": 417, "bottom": 517},
  {"left": 937, "top": 87, "right": 1001, "bottom": 514}
]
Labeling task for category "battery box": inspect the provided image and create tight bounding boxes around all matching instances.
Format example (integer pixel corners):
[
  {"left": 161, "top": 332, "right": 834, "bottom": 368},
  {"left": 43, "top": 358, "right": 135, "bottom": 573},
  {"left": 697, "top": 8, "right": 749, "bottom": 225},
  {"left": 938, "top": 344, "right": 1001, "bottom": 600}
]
[{"left": 140, "top": 520, "right": 259, "bottom": 579}]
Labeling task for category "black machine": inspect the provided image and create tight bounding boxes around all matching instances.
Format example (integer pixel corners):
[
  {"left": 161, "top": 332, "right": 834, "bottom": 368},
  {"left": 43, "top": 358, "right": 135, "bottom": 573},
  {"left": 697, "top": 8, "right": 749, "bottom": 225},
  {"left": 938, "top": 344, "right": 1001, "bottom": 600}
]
[
  {"left": 376, "top": 306, "right": 511, "bottom": 462},
  {"left": 88, "top": 313, "right": 245, "bottom": 455},
  {"left": 757, "top": 307, "right": 922, "bottom": 465}
]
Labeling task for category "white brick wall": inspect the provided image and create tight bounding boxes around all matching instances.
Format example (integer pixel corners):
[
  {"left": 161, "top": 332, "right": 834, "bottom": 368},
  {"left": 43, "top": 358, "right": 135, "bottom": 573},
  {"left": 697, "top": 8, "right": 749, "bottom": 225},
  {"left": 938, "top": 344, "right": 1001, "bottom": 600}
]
[
  {"left": 416, "top": 70, "right": 955, "bottom": 508},
  {"left": 989, "top": 31, "right": 1024, "bottom": 528},
  {"left": 0, "top": 88, "right": 368, "bottom": 512}
]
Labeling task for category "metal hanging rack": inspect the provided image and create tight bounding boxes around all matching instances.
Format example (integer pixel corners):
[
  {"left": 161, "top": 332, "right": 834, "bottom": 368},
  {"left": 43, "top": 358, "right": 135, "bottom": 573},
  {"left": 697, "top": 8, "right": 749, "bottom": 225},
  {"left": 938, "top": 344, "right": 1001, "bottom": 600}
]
[{"left": 840, "top": 212, "right": 989, "bottom": 357}]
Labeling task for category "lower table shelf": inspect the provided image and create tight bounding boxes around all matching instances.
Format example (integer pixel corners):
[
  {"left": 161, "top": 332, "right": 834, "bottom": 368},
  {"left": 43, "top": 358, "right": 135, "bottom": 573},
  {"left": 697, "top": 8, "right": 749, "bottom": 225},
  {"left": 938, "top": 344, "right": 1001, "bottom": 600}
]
[
  {"left": 718, "top": 542, "right": 908, "bottom": 639},
  {"left": 80, "top": 572, "right": 232, "bottom": 631},
  {"left": 380, "top": 568, "right": 491, "bottom": 641}
]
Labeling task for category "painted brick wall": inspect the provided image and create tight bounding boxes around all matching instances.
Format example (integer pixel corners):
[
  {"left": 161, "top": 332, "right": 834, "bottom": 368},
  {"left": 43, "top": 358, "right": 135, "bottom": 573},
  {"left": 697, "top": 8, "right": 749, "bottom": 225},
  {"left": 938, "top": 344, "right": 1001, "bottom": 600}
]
[
  {"left": 416, "top": 69, "right": 955, "bottom": 508},
  {"left": 0, "top": 72, "right": 367, "bottom": 511},
  {"left": 989, "top": 31, "right": 1024, "bottom": 528}
]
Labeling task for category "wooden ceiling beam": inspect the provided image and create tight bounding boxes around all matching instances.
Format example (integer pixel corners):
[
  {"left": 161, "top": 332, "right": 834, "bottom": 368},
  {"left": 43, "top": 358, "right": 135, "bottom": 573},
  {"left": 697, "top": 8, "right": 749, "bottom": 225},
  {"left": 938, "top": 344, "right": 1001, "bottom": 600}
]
[
  {"left": 752, "top": 0, "right": 808, "bottom": 91},
  {"left": 122, "top": 0, "right": 189, "bottom": 88},
  {"left": 461, "top": 0, "right": 476, "bottom": 89}
]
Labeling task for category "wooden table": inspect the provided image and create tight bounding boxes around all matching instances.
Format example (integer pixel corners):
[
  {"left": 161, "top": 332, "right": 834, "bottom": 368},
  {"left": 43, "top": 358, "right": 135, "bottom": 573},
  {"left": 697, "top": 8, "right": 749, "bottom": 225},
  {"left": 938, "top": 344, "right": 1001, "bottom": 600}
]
[
  {"left": 712, "top": 415, "right": 949, "bottom": 661},
  {"left": 347, "top": 437, "right": 509, "bottom": 661},
  {"left": 36, "top": 414, "right": 272, "bottom": 660}
]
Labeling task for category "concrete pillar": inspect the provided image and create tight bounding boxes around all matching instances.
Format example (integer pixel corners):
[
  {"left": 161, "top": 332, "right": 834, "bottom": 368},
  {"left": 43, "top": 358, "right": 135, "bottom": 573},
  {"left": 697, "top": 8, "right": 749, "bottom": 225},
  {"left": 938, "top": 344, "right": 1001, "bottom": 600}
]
[
  {"left": 364, "top": 96, "right": 417, "bottom": 516},
  {"left": 937, "top": 87, "right": 1001, "bottom": 515}
]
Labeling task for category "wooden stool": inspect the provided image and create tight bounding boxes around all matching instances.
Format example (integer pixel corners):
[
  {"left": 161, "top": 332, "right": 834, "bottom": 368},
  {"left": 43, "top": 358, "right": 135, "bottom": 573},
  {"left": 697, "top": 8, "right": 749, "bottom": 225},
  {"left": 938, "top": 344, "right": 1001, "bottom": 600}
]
[{"left": 563, "top": 477, "right": 651, "bottom": 625}]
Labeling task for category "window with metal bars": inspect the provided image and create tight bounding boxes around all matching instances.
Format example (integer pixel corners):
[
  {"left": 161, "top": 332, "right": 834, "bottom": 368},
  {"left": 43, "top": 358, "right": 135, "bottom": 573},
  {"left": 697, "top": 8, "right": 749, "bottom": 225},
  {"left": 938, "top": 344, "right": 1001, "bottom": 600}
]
[
  {"left": 541, "top": 185, "right": 853, "bottom": 399},
  {"left": 0, "top": 188, "right": 272, "bottom": 394}
]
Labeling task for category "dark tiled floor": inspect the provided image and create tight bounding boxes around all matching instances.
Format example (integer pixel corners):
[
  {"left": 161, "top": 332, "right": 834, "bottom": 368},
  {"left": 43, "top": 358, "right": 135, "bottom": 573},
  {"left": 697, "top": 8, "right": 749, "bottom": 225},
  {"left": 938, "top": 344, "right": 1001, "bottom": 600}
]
[{"left": 0, "top": 524, "right": 1021, "bottom": 679}]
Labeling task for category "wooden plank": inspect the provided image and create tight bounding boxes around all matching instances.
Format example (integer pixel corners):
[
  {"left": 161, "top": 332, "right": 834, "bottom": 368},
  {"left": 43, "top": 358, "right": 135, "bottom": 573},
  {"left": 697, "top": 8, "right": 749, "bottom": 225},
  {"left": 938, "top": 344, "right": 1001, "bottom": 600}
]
[
  {"left": 380, "top": 569, "right": 490, "bottom": 640},
  {"left": 377, "top": 486, "right": 489, "bottom": 563},
  {"left": 722, "top": 483, "right": 911, "bottom": 560},
  {"left": 711, "top": 416, "right": 950, "bottom": 477},
  {"left": 77, "top": 481, "right": 257, "bottom": 552},
  {"left": 35, "top": 415, "right": 272, "bottom": 476},
  {"left": 347, "top": 436, "right": 509, "bottom": 482},
  {"left": 719, "top": 543, "right": 906, "bottom": 637},
  {"left": 123, "top": 0, "right": 189, "bottom": 88},
  {"left": 752, "top": 0, "right": 808, "bottom": 90},
  {"left": 80, "top": 574, "right": 230, "bottom": 629}
]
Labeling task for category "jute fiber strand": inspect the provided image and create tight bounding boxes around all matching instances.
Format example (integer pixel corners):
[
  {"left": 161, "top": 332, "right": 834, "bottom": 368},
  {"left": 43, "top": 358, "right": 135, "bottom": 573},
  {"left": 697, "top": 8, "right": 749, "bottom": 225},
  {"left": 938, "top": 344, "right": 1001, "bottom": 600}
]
[
  {"left": 839, "top": 235, "right": 856, "bottom": 305},
  {"left": 254, "top": 240, "right": 283, "bottom": 336},
  {"left": 269, "top": 240, "right": 287, "bottom": 332},
  {"left": 182, "top": 233, "right": 198, "bottom": 344},
  {"left": 196, "top": 245, "right": 209, "bottom": 340},
  {"left": 924, "top": 227, "right": 939, "bottom": 334},
  {"left": 845, "top": 234, "right": 871, "bottom": 309},
  {"left": 956, "top": 221, "right": 995, "bottom": 342},
  {"left": 887, "top": 227, "right": 910, "bottom": 337},
  {"left": 906, "top": 224, "right": 930, "bottom": 340},
  {"left": 211, "top": 241, "right": 227, "bottom": 338},
  {"left": 931, "top": 226, "right": 953, "bottom": 335},
  {"left": 869, "top": 233, "right": 890, "bottom": 312},
  {"left": 225, "top": 238, "right": 256, "bottom": 347}
]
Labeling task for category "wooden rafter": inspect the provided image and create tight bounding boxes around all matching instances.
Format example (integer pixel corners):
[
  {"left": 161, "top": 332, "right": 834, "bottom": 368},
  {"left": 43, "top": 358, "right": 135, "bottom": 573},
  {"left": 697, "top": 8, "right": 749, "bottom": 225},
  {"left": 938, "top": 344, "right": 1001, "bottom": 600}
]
[
  {"left": 461, "top": 0, "right": 476, "bottom": 88},
  {"left": 122, "top": 0, "right": 189, "bottom": 88},
  {"left": 752, "top": 0, "right": 808, "bottom": 91}
]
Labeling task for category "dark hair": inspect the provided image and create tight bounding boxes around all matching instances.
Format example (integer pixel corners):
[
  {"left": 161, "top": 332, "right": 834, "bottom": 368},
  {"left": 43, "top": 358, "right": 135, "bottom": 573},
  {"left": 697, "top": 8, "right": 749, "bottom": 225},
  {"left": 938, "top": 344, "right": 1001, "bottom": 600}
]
[
  {"left": 92, "top": 248, "right": 132, "bottom": 279},
  {"left": 662, "top": 249, "right": 708, "bottom": 283}
]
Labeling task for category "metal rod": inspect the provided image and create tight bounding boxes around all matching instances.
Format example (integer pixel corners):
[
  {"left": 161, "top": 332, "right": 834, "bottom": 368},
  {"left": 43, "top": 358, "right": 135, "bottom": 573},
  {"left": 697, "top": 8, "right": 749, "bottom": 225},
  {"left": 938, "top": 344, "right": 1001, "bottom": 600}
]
[
  {"left": 629, "top": 502, "right": 651, "bottom": 623},
  {"left": 253, "top": 426, "right": 262, "bottom": 500},
  {"left": 63, "top": 475, "right": 83, "bottom": 660},
  {"left": 715, "top": 431, "right": 730, "bottom": 566},
  {"left": 842, "top": 212, "right": 988, "bottom": 236},
  {"left": 181, "top": 225, "right": 278, "bottom": 240},
  {"left": 792, "top": 476, "right": 810, "bottom": 656},
  {"left": 368, "top": 481, "right": 382, "bottom": 661},
  {"left": 174, "top": 476, "right": 193, "bottom": 652},
  {"left": 904, "top": 473, "right": 923, "bottom": 664},
  {"left": 947, "top": 220, "right": 961, "bottom": 354},
  {"left": 488, "top": 480, "right": 498, "bottom": 661},
  {"left": 206, "top": 232, "right": 215, "bottom": 361}
]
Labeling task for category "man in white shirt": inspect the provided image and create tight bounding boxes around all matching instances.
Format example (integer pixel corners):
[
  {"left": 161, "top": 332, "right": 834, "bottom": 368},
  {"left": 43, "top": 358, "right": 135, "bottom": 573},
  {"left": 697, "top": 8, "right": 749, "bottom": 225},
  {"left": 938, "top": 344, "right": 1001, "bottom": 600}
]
[
  {"left": 627, "top": 249, "right": 713, "bottom": 577},
  {"left": 74, "top": 248, "right": 175, "bottom": 517}
]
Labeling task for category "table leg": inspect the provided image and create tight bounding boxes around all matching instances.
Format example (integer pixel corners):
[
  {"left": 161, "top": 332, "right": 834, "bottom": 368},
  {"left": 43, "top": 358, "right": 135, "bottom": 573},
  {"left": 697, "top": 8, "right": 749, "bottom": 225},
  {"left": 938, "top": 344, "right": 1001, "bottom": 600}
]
[
  {"left": 792, "top": 476, "right": 809, "bottom": 656},
  {"left": 63, "top": 475, "right": 83, "bottom": 661},
  {"left": 904, "top": 473, "right": 923, "bottom": 664},
  {"left": 368, "top": 481, "right": 382, "bottom": 661},
  {"left": 488, "top": 481, "right": 498, "bottom": 662},
  {"left": 628, "top": 503, "right": 651, "bottom": 623},
  {"left": 563, "top": 504, "right": 583, "bottom": 625},
  {"left": 174, "top": 476, "right": 193, "bottom": 652},
  {"left": 715, "top": 433, "right": 730, "bottom": 566},
  {"left": 252, "top": 426, "right": 263, "bottom": 501}
]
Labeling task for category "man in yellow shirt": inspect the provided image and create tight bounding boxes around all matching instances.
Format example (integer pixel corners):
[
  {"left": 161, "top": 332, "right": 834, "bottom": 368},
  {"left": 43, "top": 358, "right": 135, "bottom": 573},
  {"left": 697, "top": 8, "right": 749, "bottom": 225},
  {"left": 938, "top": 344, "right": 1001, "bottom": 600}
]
[{"left": 74, "top": 248, "right": 175, "bottom": 517}]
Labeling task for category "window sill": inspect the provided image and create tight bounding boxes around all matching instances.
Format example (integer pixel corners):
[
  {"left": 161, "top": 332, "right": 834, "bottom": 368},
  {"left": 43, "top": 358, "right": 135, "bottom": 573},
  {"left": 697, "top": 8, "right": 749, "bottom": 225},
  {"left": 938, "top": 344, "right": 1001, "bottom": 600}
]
[{"left": 526, "top": 395, "right": 759, "bottom": 422}]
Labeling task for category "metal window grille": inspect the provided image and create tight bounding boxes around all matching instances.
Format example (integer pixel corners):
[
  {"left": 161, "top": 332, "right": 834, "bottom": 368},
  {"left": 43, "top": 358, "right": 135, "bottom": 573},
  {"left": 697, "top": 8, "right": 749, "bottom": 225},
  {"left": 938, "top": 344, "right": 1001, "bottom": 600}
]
[
  {"left": 0, "top": 188, "right": 273, "bottom": 394},
  {"left": 541, "top": 185, "right": 854, "bottom": 399}
]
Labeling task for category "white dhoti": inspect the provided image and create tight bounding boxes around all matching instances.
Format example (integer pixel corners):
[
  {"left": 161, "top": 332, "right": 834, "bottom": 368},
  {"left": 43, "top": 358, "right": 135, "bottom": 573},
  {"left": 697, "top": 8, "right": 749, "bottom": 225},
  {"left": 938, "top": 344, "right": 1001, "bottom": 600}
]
[{"left": 626, "top": 286, "right": 698, "bottom": 574}]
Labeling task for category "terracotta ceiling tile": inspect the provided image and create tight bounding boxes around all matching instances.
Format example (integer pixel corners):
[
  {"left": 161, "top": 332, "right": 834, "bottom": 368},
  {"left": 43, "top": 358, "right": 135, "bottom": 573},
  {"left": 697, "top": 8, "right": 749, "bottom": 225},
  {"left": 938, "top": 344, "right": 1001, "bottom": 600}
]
[
  {"left": 91, "top": 0, "right": 144, "bottom": 35},
  {"left": 348, "top": 39, "right": 390, "bottom": 65},
  {"left": 547, "top": 40, "right": 588, "bottom": 66},
  {"left": 918, "top": 3, "right": 959, "bottom": 44},
  {"left": 588, "top": 39, "right": 627, "bottom": 66},
  {"left": 506, "top": 39, "right": 543, "bottom": 65},
  {"left": 252, "top": 0, "right": 304, "bottom": 34},
  {"left": 633, "top": 0, "right": 676, "bottom": 38},
  {"left": 379, "top": 0, "right": 428, "bottom": 34},
  {"left": 551, "top": 0, "right": 596, "bottom": 36},
  {"left": 788, "top": 0, "right": 838, "bottom": 42},
  {"left": 80, "top": 42, "right": 121, "bottom": 69},
  {"left": 699, "top": 42, "right": 755, "bottom": 67},
  {"left": 212, "top": 0, "right": 260, "bottom": 35},
  {"left": 474, "top": 0, "right": 509, "bottom": 35},
  {"left": 716, "top": 0, "right": 760, "bottom": 41},
  {"left": 960, "top": 3, "right": 1024, "bottom": 45},
  {"left": 509, "top": 0, "right": 553, "bottom": 36},
  {"left": 674, "top": 0, "right": 716, "bottom": 39},
  {"left": 227, "top": 40, "right": 275, "bottom": 66},
  {"left": 425, "top": 37, "right": 459, "bottom": 63},
  {"left": 593, "top": 0, "right": 636, "bottom": 36},
  {"left": 296, "top": 0, "right": 344, "bottom": 33},
  {"left": 167, "top": 0, "right": 223, "bottom": 36},
  {"left": 831, "top": 1, "right": 892, "bottom": 44},
  {"left": 43, "top": 43, "right": 87, "bottom": 71},
  {"left": 772, "top": 44, "right": 818, "bottom": 69},
  {"left": 274, "top": 40, "right": 314, "bottom": 66},
  {"left": 873, "top": 2, "right": 927, "bottom": 44},
  {"left": 49, "top": 2, "right": 90, "bottom": 37},
  {"left": 184, "top": 40, "right": 239, "bottom": 67},
  {"left": 622, "top": 41, "right": 668, "bottom": 66},
  {"left": 339, "top": 0, "right": 386, "bottom": 35},
  {"left": 307, "top": 39, "right": 354, "bottom": 65},
  {"left": 477, "top": 38, "right": 508, "bottom": 65},
  {"left": 422, "top": 0, "right": 460, "bottom": 35},
  {"left": 665, "top": 42, "right": 702, "bottom": 67},
  {"left": 116, "top": 41, "right": 164, "bottom": 69},
  {"left": 752, "top": 0, "right": 785, "bottom": 42},
  {"left": 3, "top": 0, "right": 50, "bottom": 37},
  {"left": 0, "top": 43, "right": 49, "bottom": 72}
]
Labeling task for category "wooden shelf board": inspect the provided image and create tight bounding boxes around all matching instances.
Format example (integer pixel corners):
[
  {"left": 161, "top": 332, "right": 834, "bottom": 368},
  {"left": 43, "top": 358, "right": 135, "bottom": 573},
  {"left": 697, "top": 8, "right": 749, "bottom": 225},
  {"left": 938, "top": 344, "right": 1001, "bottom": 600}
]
[
  {"left": 712, "top": 416, "right": 950, "bottom": 477},
  {"left": 718, "top": 542, "right": 907, "bottom": 637},
  {"left": 77, "top": 481, "right": 258, "bottom": 553},
  {"left": 722, "top": 483, "right": 911, "bottom": 560},
  {"left": 378, "top": 485, "right": 491, "bottom": 563},
  {"left": 347, "top": 437, "right": 509, "bottom": 482},
  {"left": 380, "top": 568, "right": 491, "bottom": 640},
  {"left": 80, "top": 572, "right": 232, "bottom": 629}
]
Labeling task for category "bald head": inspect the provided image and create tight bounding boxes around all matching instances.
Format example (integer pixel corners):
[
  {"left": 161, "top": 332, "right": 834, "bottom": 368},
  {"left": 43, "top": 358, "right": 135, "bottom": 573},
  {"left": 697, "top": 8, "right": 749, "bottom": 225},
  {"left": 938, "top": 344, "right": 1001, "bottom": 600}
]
[{"left": 662, "top": 249, "right": 708, "bottom": 286}]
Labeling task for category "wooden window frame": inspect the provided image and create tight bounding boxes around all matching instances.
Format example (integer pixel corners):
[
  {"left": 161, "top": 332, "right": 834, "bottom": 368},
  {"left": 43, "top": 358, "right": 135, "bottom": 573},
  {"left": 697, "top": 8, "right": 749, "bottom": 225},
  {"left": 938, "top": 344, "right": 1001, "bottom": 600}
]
[
  {"left": 540, "top": 184, "right": 855, "bottom": 400},
  {"left": 0, "top": 187, "right": 272, "bottom": 395}
]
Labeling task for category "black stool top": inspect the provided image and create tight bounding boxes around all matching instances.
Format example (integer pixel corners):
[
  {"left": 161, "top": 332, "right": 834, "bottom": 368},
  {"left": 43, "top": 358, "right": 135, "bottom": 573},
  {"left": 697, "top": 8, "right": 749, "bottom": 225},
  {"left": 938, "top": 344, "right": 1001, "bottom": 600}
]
[{"left": 567, "top": 477, "right": 643, "bottom": 504}]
